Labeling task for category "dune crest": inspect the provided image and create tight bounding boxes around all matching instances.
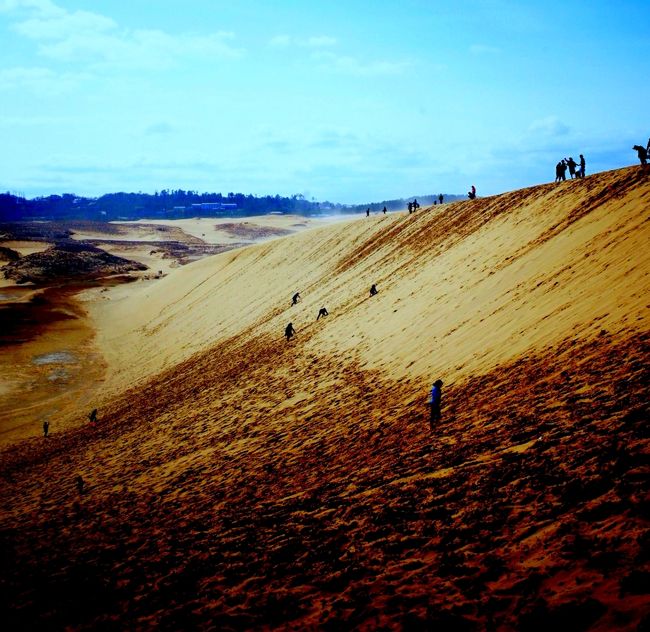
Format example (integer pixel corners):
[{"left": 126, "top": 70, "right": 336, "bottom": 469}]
[{"left": 1, "top": 167, "right": 649, "bottom": 629}]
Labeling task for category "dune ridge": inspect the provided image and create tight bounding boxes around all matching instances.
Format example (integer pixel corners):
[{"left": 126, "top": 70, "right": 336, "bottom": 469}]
[{"left": 1, "top": 167, "right": 649, "bottom": 629}]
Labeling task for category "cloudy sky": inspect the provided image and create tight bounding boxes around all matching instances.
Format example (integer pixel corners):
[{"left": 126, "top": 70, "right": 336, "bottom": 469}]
[{"left": 1, "top": 0, "right": 649, "bottom": 203}]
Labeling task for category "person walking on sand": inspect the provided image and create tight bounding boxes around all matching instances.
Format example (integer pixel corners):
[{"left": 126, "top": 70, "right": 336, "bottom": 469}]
[
  {"left": 43, "top": 420, "right": 49, "bottom": 437},
  {"left": 413, "top": 199, "right": 420, "bottom": 211},
  {"left": 467, "top": 185, "right": 476, "bottom": 199},
  {"left": 366, "top": 208, "right": 370, "bottom": 217},
  {"left": 285, "top": 322, "right": 296, "bottom": 341},
  {"left": 578, "top": 154, "right": 586, "bottom": 178},
  {"left": 291, "top": 292, "right": 301, "bottom": 306},
  {"left": 408, "top": 202, "right": 413, "bottom": 214},
  {"left": 369, "top": 283, "right": 378, "bottom": 296},
  {"left": 555, "top": 161, "right": 563, "bottom": 182},
  {"left": 428, "top": 379, "right": 443, "bottom": 430},
  {"left": 382, "top": 206, "right": 387, "bottom": 215},
  {"left": 88, "top": 408, "right": 97, "bottom": 423},
  {"left": 633, "top": 144, "right": 648, "bottom": 166},
  {"left": 439, "top": 194, "right": 444, "bottom": 204},
  {"left": 316, "top": 307, "right": 329, "bottom": 320}
]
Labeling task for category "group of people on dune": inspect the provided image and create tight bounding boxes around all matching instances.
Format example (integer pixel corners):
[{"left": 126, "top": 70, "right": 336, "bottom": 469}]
[
  {"left": 555, "top": 155, "right": 585, "bottom": 182},
  {"left": 285, "top": 286, "right": 444, "bottom": 432}
]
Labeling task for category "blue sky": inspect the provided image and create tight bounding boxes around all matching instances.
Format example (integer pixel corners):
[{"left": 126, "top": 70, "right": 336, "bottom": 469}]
[{"left": 1, "top": 0, "right": 649, "bottom": 203}]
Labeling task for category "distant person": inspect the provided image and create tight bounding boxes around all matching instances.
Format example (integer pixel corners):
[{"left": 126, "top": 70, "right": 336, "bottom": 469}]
[
  {"left": 428, "top": 379, "right": 443, "bottom": 430},
  {"left": 316, "top": 307, "right": 329, "bottom": 320},
  {"left": 439, "top": 194, "right": 444, "bottom": 204},
  {"left": 633, "top": 144, "right": 648, "bottom": 165},
  {"left": 408, "top": 202, "right": 413, "bottom": 214},
  {"left": 560, "top": 159, "right": 568, "bottom": 181},
  {"left": 647, "top": 138, "right": 650, "bottom": 155},
  {"left": 88, "top": 408, "right": 97, "bottom": 423},
  {"left": 369, "top": 283, "right": 378, "bottom": 296},
  {"left": 566, "top": 157, "right": 577, "bottom": 179},
  {"left": 43, "top": 420, "right": 49, "bottom": 438},
  {"left": 467, "top": 185, "right": 476, "bottom": 199},
  {"left": 413, "top": 199, "right": 420, "bottom": 211},
  {"left": 555, "top": 161, "right": 563, "bottom": 182},
  {"left": 76, "top": 475, "right": 85, "bottom": 495},
  {"left": 291, "top": 292, "right": 301, "bottom": 305},
  {"left": 366, "top": 208, "right": 370, "bottom": 217},
  {"left": 382, "top": 206, "right": 387, "bottom": 215},
  {"left": 578, "top": 154, "right": 586, "bottom": 178},
  {"left": 433, "top": 200, "right": 437, "bottom": 205},
  {"left": 285, "top": 322, "right": 296, "bottom": 341}
]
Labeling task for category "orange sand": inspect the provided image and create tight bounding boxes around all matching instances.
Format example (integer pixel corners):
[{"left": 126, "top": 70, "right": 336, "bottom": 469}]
[{"left": 1, "top": 167, "right": 649, "bottom": 629}]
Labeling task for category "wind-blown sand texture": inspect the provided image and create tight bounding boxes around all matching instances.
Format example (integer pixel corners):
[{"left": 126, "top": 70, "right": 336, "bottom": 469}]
[{"left": 1, "top": 167, "right": 649, "bottom": 629}]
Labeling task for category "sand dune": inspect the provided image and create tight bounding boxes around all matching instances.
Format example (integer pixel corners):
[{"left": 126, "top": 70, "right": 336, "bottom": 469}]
[{"left": 1, "top": 167, "right": 649, "bottom": 629}]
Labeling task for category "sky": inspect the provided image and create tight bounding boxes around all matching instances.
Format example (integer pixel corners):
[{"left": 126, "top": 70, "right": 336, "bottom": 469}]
[{"left": 1, "top": 0, "right": 649, "bottom": 203}]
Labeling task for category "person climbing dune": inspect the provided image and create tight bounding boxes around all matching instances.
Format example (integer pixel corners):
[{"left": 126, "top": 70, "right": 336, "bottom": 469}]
[
  {"left": 428, "top": 379, "right": 443, "bottom": 430},
  {"left": 369, "top": 284, "right": 378, "bottom": 296},
  {"left": 316, "top": 307, "right": 329, "bottom": 320},
  {"left": 285, "top": 322, "right": 296, "bottom": 341},
  {"left": 291, "top": 292, "right": 301, "bottom": 305}
]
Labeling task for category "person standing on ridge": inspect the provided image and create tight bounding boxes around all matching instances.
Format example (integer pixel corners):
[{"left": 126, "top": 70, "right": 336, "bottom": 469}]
[
  {"left": 408, "top": 202, "right": 413, "bottom": 214},
  {"left": 467, "top": 185, "right": 476, "bottom": 199},
  {"left": 555, "top": 161, "right": 563, "bottom": 182},
  {"left": 578, "top": 154, "right": 586, "bottom": 178},
  {"left": 438, "top": 194, "right": 444, "bottom": 204},
  {"left": 316, "top": 307, "right": 329, "bottom": 320},
  {"left": 291, "top": 292, "right": 301, "bottom": 305},
  {"left": 43, "top": 420, "right": 49, "bottom": 437},
  {"left": 566, "top": 157, "right": 577, "bottom": 179},
  {"left": 428, "top": 379, "right": 443, "bottom": 431},
  {"left": 382, "top": 206, "right": 387, "bottom": 215},
  {"left": 633, "top": 144, "right": 648, "bottom": 165},
  {"left": 413, "top": 199, "right": 420, "bottom": 211},
  {"left": 369, "top": 284, "right": 378, "bottom": 296},
  {"left": 285, "top": 322, "right": 296, "bottom": 341}
]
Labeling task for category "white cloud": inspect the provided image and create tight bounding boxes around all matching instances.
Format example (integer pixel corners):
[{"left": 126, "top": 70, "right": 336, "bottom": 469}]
[
  {"left": 269, "top": 34, "right": 337, "bottom": 48},
  {"left": 469, "top": 44, "right": 501, "bottom": 55},
  {"left": 0, "top": 65, "right": 90, "bottom": 92},
  {"left": 269, "top": 34, "right": 291, "bottom": 48},
  {"left": 528, "top": 116, "right": 570, "bottom": 137},
  {"left": 311, "top": 51, "right": 410, "bottom": 76},
  {"left": 2, "top": 0, "right": 243, "bottom": 69},
  {"left": 305, "top": 36, "right": 337, "bottom": 48}
]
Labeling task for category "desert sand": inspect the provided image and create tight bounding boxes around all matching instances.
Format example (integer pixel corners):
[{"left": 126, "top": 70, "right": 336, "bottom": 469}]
[{"left": 1, "top": 167, "right": 649, "bottom": 629}]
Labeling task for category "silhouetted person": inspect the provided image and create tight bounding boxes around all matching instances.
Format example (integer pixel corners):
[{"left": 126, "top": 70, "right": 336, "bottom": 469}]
[
  {"left": 566, "top": 157, "right": 577, "bottom": 178},
  {"left": 285, "top": 322, "right": 296, "bottom": 341},
  {"left": 413, "top": 199, "right": 420, "bottom": 211},
  {"left": 428, "top": 379, "right": 443, "bottom": 430},
  {"left": 578, "top": 154, "right": 586, "bottom": 178},
  {"left": 438, "top": 194, "right": 444, "bottom": 204},
  {"left": 76, "top": 475, "right": 85, "bottom": 495},
  {"left": 366, "top": 208, "right": 370, "bottom": 217},
  {"left": 43, "top": 420, "right": 49, "bottom": 438},
  {"left": 467, "top": 185, "right": 476, "bottom": 199},
  {"left": 369, "top": 284, "right": 378, "bottom": 296},
  {"left": 408, "top": 202, "right": 413, "bottom": 214},
  {"left": 633, "top": 145, "right": 648, "bottom": 165},
  {"left": 316, "top": 307, "right": 329, "bottom": 320},
  {"left": 88, "top": 408, "right": 97, "bottom": 423},
  {"left": 291, "top": 292, "right": 301, "bottom": 305},
  {"left": 560, "top": 160, "right": 568, "bottom": 181},
  {"left": 555, "top": 161, "right": 563, "bottom": 182},
  {"left": 382, "top": 206, "right": 387, "bottom": 215}
]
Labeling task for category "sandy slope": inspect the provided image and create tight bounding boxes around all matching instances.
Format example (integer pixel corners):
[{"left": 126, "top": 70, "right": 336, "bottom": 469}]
[
  {"left": 91, "top": 166, "right": 649, "bottom": 396},
  {"left": 1, "top": 167, "right": 649, "bottom": 630}
]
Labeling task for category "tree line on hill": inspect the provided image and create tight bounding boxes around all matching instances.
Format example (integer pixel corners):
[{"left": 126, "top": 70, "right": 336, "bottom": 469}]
[{"left": 0, "top": 190, "right": 462, "bottom": 222}]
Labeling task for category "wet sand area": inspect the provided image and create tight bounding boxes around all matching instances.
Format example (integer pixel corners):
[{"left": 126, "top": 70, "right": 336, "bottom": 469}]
[{"left": 0, "top": 280, "right": 126, "bottom": 445}]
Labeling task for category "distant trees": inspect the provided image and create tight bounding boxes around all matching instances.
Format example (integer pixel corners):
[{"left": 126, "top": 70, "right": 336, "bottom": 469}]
[{"left": 0, "top": 190, "right": 463, "bottom": 222}]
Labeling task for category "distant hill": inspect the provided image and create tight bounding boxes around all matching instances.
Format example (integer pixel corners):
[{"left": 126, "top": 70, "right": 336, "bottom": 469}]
[{"left": 0, "top": 190, "right": 463, "bottom": 222}]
